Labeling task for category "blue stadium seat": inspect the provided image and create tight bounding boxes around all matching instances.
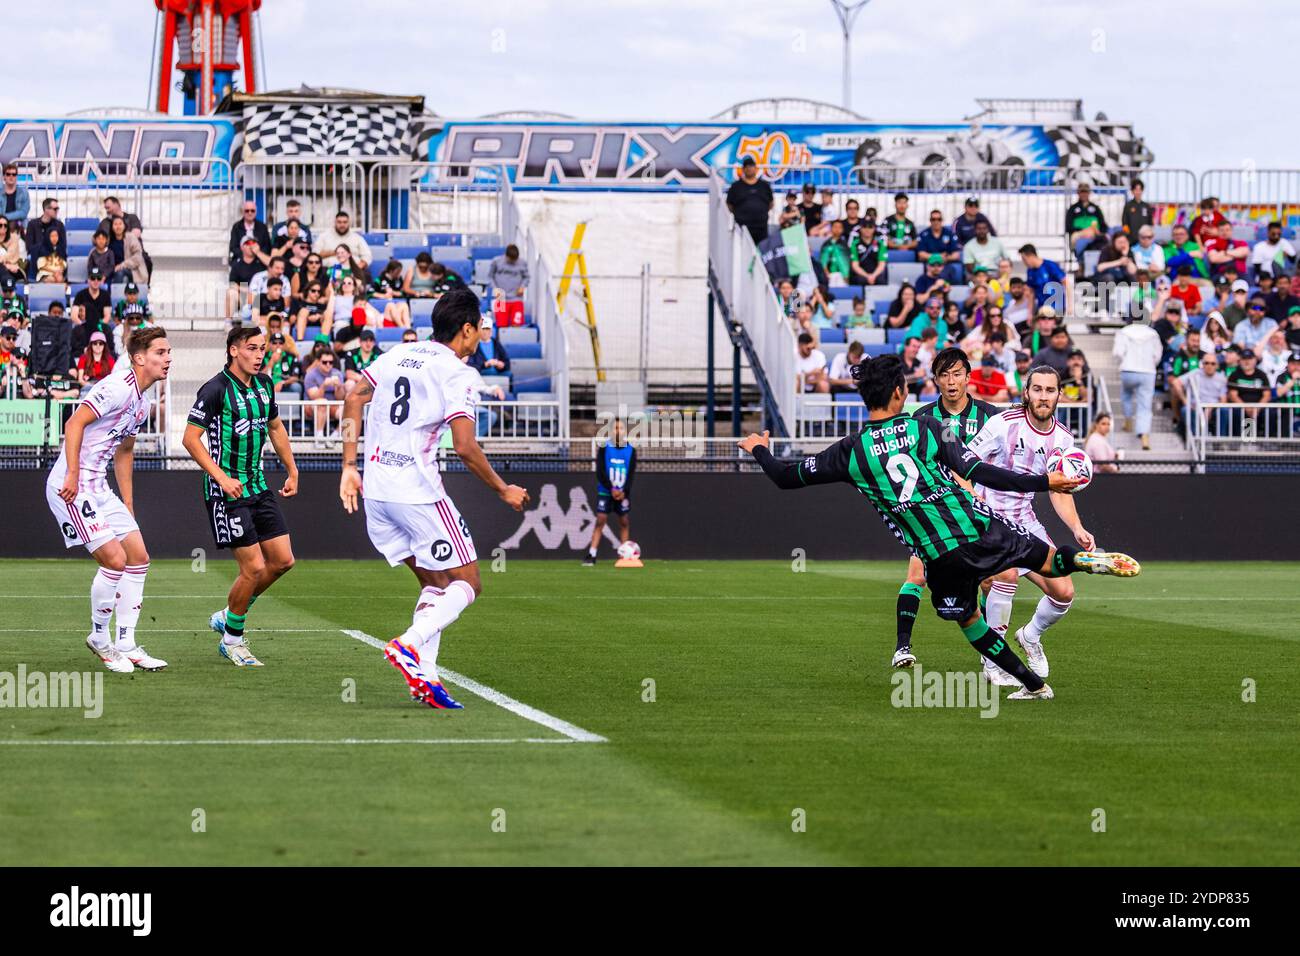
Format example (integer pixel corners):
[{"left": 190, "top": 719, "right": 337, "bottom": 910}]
[
  {"left": 864, "top": 342, "right": 894, "bottom": 357},
  {"left": 362, "top": 232, "right": 387, "bottom": 245},
  {"left": 886, "top": 249, "right": 915, "bottom": 263},
  {"left": 65, "top": 217, "right": 99, "bottom": 231},
  {"left": 69, "top": 282, "right": 88, "bottom": 298},
  {"left": 67, "top": 259, "right": 88, "bottom": 283},
  {"left": 828, "top": 285, "right": 854, "bottom": 301},
  {"left": 410, "top": 299, "right": 436, "bottom": 326},
  {"left": 872, "top": 300, "right": 892, "bottom": 322},
  {"left": 471, "top": 245, "right": 506, "bottom": 262},
  {"left": 427, "top": 233, "right": 463, "bottom": 247},
  {"left": 66, "top": 230, "right": 96, "bottom": 246},
  {"left": 392, "top": 245, "right": 427, "bottom": 260},
  {"left": 819, "top": 327, "right": 846, "bottom": 344},
  {"left": 833, "top": 391, "right": 864, "bottom": 402},
  {"left": 508, "top": 342, "right": 542, "bottom": 359},
  {"left": 375, "top": 328, "right": 406, "bottom": 345},
  {"left": 948, "top": 285, "right": 970, "bottom": 304},
  {"left": 26, "top": 285, "right": 68, "bottom": 313},
  {"left": 441, "top": 258, "right": 473, "bottom": 283},
  {"left": 886, "top": 328, "right": 910, "bottom": 345},
  {"left": 891, "top": 262, "right": 924, "bottom": 286},
  {"left": 1188, "top": 314, "right": 1207, "bottom": 331},
  {"left": 68, "top": 243, "right": 92, "bottom": 259},
  {"left": 514, "top": 377, "right": 551, "bottom": 394},
  {"left": 499, "top": 325, "right": 538, "bottom": 345}
]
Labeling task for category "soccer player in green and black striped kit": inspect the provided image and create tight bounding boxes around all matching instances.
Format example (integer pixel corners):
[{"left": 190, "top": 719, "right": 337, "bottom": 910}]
[
  {"left": 893, "top": 348, "right": 998, "bottom": 669},
  {"left": 182, "top": 326, "right": 301, "bottom": 667},
  {"left": 740, "top": 354, "right": 1140, "bottom": 700}
]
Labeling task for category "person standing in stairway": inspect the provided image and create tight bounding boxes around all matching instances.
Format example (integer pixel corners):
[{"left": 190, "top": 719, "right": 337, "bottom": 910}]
[{"left": 1112, "top": 316, "right": 1164, "bottom": 450}]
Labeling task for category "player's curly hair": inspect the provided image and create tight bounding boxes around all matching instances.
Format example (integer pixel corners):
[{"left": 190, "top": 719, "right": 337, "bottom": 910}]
[
  {"left": 854, "top": 354, "right": 905, "bottom": 410},
  {"left": 431, "top": 287, "right": 483, "bottom": 343}
]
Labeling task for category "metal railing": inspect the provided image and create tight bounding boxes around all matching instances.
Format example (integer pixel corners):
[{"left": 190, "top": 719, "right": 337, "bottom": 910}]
[
  {"left": 792, "top": 397, "right": 1092, "bottom": 441},
  {"left": 1198, "top": 170, "right": 1300, "bottom": 224},
  {"left": 521, "top": 224, "right": 570, "bottom": 433},
  {"left": 233, "top": 158, "right": 368, "bottom": 236},
  {"left": 1194, "top": 403, "right": 1300, "bottom": 458},
  {"left": 364, "top": 161, "right": 507, "bottom": 236},
  {"left": 135, "top": 157, "right": 237, "bottom": 231},
  {"left": 273, "top": 397, "right": 566, "bottom": 444}
]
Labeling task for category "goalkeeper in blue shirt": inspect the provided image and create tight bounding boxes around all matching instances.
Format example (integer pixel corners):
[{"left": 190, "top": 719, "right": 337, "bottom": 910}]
[{"left": 583, "top": 419, "right": 636, "bottom": 565}]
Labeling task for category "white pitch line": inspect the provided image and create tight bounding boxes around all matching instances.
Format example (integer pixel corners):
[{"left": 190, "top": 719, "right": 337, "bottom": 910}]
[
  {"left": 0, "top": 628, "right": 337, "bottom": 634},
  {"left": 0, "top": 738, "right": 574, "bottom": 747},
  {"left": 342, "top": 629, "right": 608, "bottom": 744}
]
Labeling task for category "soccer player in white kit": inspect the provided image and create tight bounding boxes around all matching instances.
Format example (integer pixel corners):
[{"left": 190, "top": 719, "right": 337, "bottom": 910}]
[
  {"left": 45, "top": 327, "right": 171, "bottom": 673},
  {"left": 967, "top": 365, "right": 1097, "bottom": 684},
  {"left": 338, "top": 288, "right": 529, "bottom": 709}
]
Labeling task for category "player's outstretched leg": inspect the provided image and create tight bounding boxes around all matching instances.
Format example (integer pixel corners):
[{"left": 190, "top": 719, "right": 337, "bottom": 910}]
[
  {"left": 391, "top": 558, "right": 479, "bottom": 710},
  {"left": 1070, "top": 550, "right": 1141, "bottom": 576},
  {"left": 959, "top": 614, "right": 1051, "bottom": 700}
]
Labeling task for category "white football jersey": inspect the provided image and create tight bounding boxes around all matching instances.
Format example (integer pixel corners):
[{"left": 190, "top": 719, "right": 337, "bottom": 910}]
[
  {"left": 968, "top": 408, "right": 1073, "bottom": 526},
  {"left": 360, "top": 341, "right": 479, "bottom": 504},
  {"left": 47, "top": 369, "right": 152, "bottom": 495}
]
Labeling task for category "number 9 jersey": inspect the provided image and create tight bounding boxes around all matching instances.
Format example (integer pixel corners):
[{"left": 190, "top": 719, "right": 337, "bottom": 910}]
[{"left": 359, "top": 340, "right": 480, "bottom": 504}]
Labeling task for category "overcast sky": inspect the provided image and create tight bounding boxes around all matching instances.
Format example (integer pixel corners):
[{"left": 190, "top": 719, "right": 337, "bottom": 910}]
[{"left": 1, "top": 0, "right": 1293, "bottom": 171}]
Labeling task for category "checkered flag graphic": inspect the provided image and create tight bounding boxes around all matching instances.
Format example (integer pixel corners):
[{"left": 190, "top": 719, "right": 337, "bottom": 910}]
[
  {"left": 1045, "top": 125, "right": 1144, "bottom": 186},
  {"left": 238, "top": 104, "right": 414, "bottom": 158}
]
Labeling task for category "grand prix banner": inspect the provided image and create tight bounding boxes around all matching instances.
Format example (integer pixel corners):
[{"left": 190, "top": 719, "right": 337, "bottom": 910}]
[
  {"left": 0, "top": 118, "right": 236, "bottom": 182},
  {"left": 423, "top": 120, "right": 1150, "bottom": 191}
]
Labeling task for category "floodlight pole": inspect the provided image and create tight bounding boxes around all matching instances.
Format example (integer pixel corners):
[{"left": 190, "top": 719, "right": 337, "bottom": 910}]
[{"left": 828, "top": 0, "right": 874, "bottom": 111}]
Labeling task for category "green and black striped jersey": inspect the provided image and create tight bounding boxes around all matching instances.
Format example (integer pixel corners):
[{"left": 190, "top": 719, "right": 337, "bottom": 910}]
[
  {"left": 912, "top": 395, "right": 999, "bottom": 447},
  {"left": 187, "top": 369, "right": 279, "bottom": 501},
  {"left": 752, "top": 414, "right": 1048, "bottom": 562}
]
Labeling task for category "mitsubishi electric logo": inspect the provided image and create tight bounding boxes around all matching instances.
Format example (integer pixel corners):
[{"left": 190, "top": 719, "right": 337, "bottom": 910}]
[{"left": 49, "top": 886, "right": 151, "bottom": 936}]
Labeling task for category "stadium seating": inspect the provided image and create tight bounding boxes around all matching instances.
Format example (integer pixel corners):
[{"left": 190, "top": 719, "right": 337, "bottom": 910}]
[
  {"left": 26, "top": 285, "right": 68, "bottom": 313},
  {"left": 471, "top": 245, "right": 506, "bottom": 262},
  {"left": 427, "top": 234, "right": 462, "bottom": 247},
  {"left": 499, "top": 326, "right": 538, "bottom": 346},
  {"left": 891, "top": 262, "right": 924, "bottom": 286},
  {"left": 819, "top": 327, "right": 846, "bottom": 344},
  {"left": 67, "top": 259, "right": 88, "bottom": 282},
  {"left": 392, "top": 245, "right": 427, "bottom": 260},
  {"left": 847, "top": 327, "right": 885, "bottom": 345},
  {"left": 886, "top": 328, "right": 911, "bottom": 345},
  {"left": 65, "top": 217, "right": 99, "bottom": 231},
  {"left": 409, "top": 299, "right": 436, "bottom": 326},
  {"left": 508, "top": 342, "right": 543, "bottom": 359}
]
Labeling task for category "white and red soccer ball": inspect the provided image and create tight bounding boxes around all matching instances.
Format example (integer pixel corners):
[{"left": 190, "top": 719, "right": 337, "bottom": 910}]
[
  {"left": 617, "top": 540, "right": 642, "bottom": 560},
  {"left": 1046, "top": 447, "right": 1094, "bottom": 491}
]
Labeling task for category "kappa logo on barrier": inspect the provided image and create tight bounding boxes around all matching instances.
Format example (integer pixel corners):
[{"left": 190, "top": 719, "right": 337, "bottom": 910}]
[{"left": 500, "top": 484, "right": 620, "bottom": 551}]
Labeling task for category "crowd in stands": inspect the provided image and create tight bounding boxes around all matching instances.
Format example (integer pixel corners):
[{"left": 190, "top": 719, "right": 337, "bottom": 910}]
[{"left": 727, "top": 166, "right": 1300, "bottom": 442}]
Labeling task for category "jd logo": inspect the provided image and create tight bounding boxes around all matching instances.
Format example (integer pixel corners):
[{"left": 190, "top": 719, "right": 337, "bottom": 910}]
[
  {"left": 500, "top": 484, "right": 620, "bottom": 550},
  {"left": 431, "top": 540, "right": 454, "bottom": 561},
  {"left": 61, "top": 522, "right": 77, "bottom": 539}
]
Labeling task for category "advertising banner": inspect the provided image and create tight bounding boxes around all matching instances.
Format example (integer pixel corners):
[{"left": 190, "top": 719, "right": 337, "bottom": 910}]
[{"left": 0, "top": 118, "right": 235, "bottom": 183}]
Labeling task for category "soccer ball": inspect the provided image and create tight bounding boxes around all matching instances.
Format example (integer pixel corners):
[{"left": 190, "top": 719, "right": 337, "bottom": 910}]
[
  {"left": 1046, "top": 447, "right": 1094, "bottom": 491},
  {"left": 617, "top": 540, "right": 642, "bottom": 560}
]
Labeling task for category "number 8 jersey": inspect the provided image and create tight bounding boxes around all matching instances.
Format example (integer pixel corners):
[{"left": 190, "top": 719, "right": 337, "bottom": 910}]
[{"left": 359, "top": 340, "right": 479, "bottom": 504}]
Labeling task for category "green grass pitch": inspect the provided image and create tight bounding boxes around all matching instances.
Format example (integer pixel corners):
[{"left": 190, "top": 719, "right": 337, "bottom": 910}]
[{"left": 0, "top": 558, "right": 1295, "bottom": 866}]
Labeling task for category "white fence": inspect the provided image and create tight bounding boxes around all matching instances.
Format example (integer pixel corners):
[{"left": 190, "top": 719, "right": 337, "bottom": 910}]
[
  {"left": 1193, "top": 402, "right": 1300, "bottom": 458},
  {"left": 275, "top": 397, "right": 566, "bottom": 444},
  {"left": 364, "top": 162, "right": 507, "bottom": 236},
  {"left": 792, "top": 396, "right": 1094, "bottom": 441}
]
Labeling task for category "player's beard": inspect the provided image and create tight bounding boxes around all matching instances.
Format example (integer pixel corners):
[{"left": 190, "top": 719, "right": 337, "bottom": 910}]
[{"left": 1027, "top": 398, "right": 1058, "bottom": 427}]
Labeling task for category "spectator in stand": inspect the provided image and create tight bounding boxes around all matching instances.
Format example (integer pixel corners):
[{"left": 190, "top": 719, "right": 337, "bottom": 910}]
[
  {"left": 249, "top": 255, "right": 291, "bottom": 301},
  {"left": 1283, "top": 306, "right": 1300, "bottom": 350},
  {"left": 1200, "top": 311, "right": 1232, "bottom": 353},
  {"left": 403, "top": 252, "right": 439, "bottom": 298},
  {"left": 1232, "top": 298, "right": 1277, "bottom": 350},
  {"left": 99, "top": 196, "right": 141, "bottom": 237},
  {"left": 913, "top": 253, "right": 952, "bottom": 301},
  {"left": 1265, "top": 272, "right": 1300, "bottom": 321},
  {"left": 849, "top": 220, "right": 888, "bottom": 286},
  {"left": 901, "top": 335, "right": 927, "bottom": 396},
  {"left": 917, "top": 208, "right": 963, "bottom": 282},
  {"left": 326, "top": 243, "right": 369, "bottom": 291},
  {"left": 725, "top": 157, "right": 774, "bottom": 245},
  {"left": 468, "top": 320, "right": 511, "bottom": 377},
  {"left": 1163, "top": 223, "right": 1209, "bottom": 283},
  {"left": 962, "top": 283, "right": 993, "bottom": 329},
  {"left": 488, "top": 244, "right": 529, "bottom": 300},
  {"left": 372, "top": 258, "right": 407, "bottom": 298},
  {"left": 909, "top": 296, "right": 947, "bottom": 347},
  {"left": 1065, "top": 181, "right": 1107, "bottom": 258},
  {"left": 794, "top": 332, "right": 828, "bottom": 393},
  {"left": 968, "top": 352, "right": 1010, "bottom": 401},
  {"left": 837, "top": 198, "right": 867, "bottom": 245},
  {"left": 1006, "top": 349, "right": 1032, "bottom": 396},
  {"left": 827, "top": 340, "right": 864, "bottom": 393},
  {"left": 1061, "top": 349, "right": 1090, "bottom": 404},
  {"left": 1166, "top": 332, "right": 1204, "bottom": 425},
  {"left": 1093, "top": 232, "right": 1138, "bottom": 284},
  {"left": 0, "top": 217, "right": 26, "bottom": 284},
  {"left": 0, "top": 325, "right": 23, "bottom": 390},
  {"left": 400, "top": 328, "right": 418, "bottom": 344},
  {"left": 279, "top": 236, "right": 311, "bottom": 284},
  {"left": 1204, "top": 220, "right": 1249, "bottom": 280},
  {"left": 75, "top": 331, "right": 114, "bottom": 390},
  {"left": 985, "top": 329, "right": 1018, "bottom": 381},
  {"left": 24, "top": 198, "right": 65, "bottom": 272},
  {"left": 303, "top": 348, "right": 347, "bottom": 434},
  {"left": 951, "top": 197, "right": 994, "bottom": 246},
  {"left": 1, "top": 164, "right": 28, "bottom": 226},
  {"left": 1113, "top": 316, "right": 1163, "bottom": 449},
  {"left": 273, "top": 199, "right": 313, "bottom": 248},
  {"left": 265, "top": 331, "right": 303, "bottom": 398},
  {"left": 72, "top": 267, "right": 112, "bottom": 336},
  {"left": 1273, "top": 352, "right": 1300, "bottom": 426},
  {"left": 1032, "top": 325, "right": 1074, "bottom": 378},
  {"left": 775, "top": 278, "right": 798, "bottom": 318},
  {"left": 35, "top": 230, "right": 66, "bottom": 283},
  {"left": 293, "top": 252, "right": 327, "bottom": 298},
  {"left": 316, "top": 211, "right": 371, "bottom": 268},
  {"left": 1152, "top": 298, "right": 1189, "bottom": 349},
  {"left": 1084, "top": 413, "right": 1120, "bottom": 473},
  {"left": 252, "top": 276, "right": 291, "bottom": 329},
  {"left": 228, "top": 200, "right": 271, "bottom": 266},
  {"left": 1169, "top": 265, "right": 1203, "bottom": 316},
  {"left": 797, "top": 183, "right": 825, "bottom": 234},
  {"left": 1249, "top": 221, "right": 1296, "bottom": 280},
  {"left": 886, "top": 284, "right": 921, "bottom": 328},
  {"left": 962, "top": 220, "right": 1007, "bottom": 279},
  {"left": 1003, "top": 276, "right": 1033, "bottom": 332},
  {"left": 343, "top": 329, "right": 382, "bottom": 391},
  {"left": 294, "top": 281, "right": 333, "bottom": 342},
  {"left": 226, "top": 237, "right": 266, "bottom": 322},
  {"left": 269, "top": 219, "right": 307, "bottom": 261},
  {"left": 263, "top": 313, "right": 297, "bottom": 356},
  {"left": 988, "top": 257, "right": 1015, "bottom": 307},
  {"left": 1221, "top": 344, "right": 1242, "bottom": 377},
  {"left": 1258, "top": 328, "right": 1291, "bottom": 385},
  {"left": 1226, "top": 348, "right": 1270, "bottom": 433},
  {"left": 1121, "top": 180, "right": 1152, "bottom": 238},
  {"left": 882, "top": 192, "right": 917, "bottom": 253},
  {"left": 87, "top": 229, "right": 114, "bottom": 282},
  {"left": 818, "top": 219, "right": 852, "bottom": 285},
  {"left": 109, "top": 216, "right": 147, "bottom": 285},
  {"left": 1130, "top": 225, "right": 1166, "bottom": 278},
  {"left": 962, "top": 306, "right": 1009, "bottom": 357},
  {"left": 942, "top": 301, "right": 966, "bottom": 344},
  {"left": 1021, "top": 306, "right": 1059, "bottom": 356},
  {"left": 1188, "top": 197, "right": 1227, "bottom": 244},
  {"left": 844, "top": 296, "right": 869, "bottom": 330},
  {"left": 1019, "top": 244, "right": 1066, "bottom": 312},
  {"left": 111, "top": 282, "right": 154, "bottom": 353}
]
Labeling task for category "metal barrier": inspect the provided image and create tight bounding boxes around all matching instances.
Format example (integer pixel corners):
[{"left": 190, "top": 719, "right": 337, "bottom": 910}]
[
  {"left": 233, "top": 158, "right": 368, "bottom": 237},
  {"left": 274, "top": 397, "right": 565, "bottom": 445},
  {"left": 1195, "top": 403, "right": 1300, "bottom": 457},
  {"left": 521, "top": 224, "right": 571, "bottom": 434},
  {"left": 711, "top": 163, "right": 843, "bottom": 191},
  {"left": 1198, "top": 170, "right": 1300, "bottom": 225},
  {"left": 135, "top": 157, "right": 238, "bottom": 232},
  {"left": 364, "top": 161, "right": 506, "bottom": 236},
  {"left": 793, "top": 397, "right": 1092, "bottom": 441},
  {"left": 10, "top": 158, "right": 139, "bottom": 226}
]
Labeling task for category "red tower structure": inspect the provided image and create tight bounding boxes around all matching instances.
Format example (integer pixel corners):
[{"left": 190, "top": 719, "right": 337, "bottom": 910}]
[{"left": 151, "top": 0, "right": 263, "bottom": 115}]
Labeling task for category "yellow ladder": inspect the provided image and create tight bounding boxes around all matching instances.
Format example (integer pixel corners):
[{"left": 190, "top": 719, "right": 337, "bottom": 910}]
[{"left": 555, "top": 220, "right": 604, "bottom": 383}]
